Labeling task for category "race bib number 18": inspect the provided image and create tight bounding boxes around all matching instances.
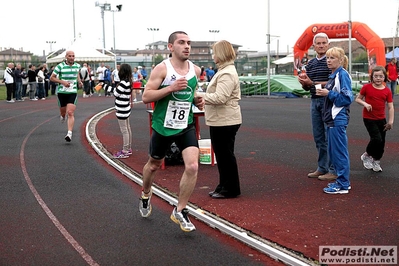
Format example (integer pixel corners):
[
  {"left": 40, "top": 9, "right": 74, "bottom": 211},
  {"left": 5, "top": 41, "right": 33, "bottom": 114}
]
[{"left": 164, "top": 101, "right": 190, "bottom": 129}]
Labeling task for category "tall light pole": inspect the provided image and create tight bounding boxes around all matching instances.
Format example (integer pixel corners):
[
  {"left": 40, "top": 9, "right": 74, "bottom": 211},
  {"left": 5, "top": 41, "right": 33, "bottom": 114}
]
[
  {"left": 72, "top": 0, "right": 76, "bottom": 41},
  {"left": 209, "top": 29, "right": 220, "bottom": 42},
  {"left": 267, "top": 0, "right": 271, "bottom": 96},
  {"left": 111, "top": 5, "right": 122, "bottom": 51},
  {"left": 147, "top": 28, "right": 159, "bottom": 64},
  {"left": 46, "top": 41, "right": 56, "bottom": 54},
  {"left": 348, "top": 0, "right": 352, "bottom": 74},
  {"left": 95, "top": 1, "right": 111, "bottom": 54}
]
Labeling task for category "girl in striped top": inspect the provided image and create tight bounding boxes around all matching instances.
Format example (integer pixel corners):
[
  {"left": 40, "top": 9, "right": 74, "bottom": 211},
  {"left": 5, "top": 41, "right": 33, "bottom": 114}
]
[{"left": 112, "top": 64, "right": 133, "bottom": 158}]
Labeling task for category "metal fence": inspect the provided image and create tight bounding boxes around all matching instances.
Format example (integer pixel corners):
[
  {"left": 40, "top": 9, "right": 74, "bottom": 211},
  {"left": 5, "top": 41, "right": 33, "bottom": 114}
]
[{"left": 0, "top": 59, "right": 370, "bottom": 80}]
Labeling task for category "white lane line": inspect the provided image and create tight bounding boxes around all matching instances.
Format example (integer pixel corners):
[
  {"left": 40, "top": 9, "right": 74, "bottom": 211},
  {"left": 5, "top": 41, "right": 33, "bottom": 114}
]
[
  {"left": 20, "top": 117, "right": 100, "bottom": 266},
  {"left": 86, "top": 107, "right": 312, "bottom": 266}
]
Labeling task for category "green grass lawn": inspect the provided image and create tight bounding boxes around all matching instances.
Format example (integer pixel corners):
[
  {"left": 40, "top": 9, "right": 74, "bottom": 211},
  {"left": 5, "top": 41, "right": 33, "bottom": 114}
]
[
  {"left": 0, "top": 85, "right": 5, "bottom": 100},
  {"left": 0, "top": 84, "right": 85, "bottom": 100}
]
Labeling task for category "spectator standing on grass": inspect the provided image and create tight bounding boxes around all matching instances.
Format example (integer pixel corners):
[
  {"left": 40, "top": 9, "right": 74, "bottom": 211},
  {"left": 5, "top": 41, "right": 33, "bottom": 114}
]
[
  {"left": 3, "top": 62, "right": 15, "bottom": 103},
  {"left": 27, "top": 65, "right": 37, "bottom": 101},
  {"left": 48, "top": 66, "right": 58, "bottom": 95},
  {"left": 36, "top": 65, "right": 46, "bottom": 100},
  {"left": 96, "top": 62, "right": 106, "bottom": 96},
  {"left": 111, "top": 64, "right": 120, "bottom": 90},
  {"left": 356, "top": 66, "right": 394, "bottom": 172},
  {"left": 14, "top": 63, "right": 23, "bottom": 101},
  {"left": 104, "top": 65, "right": 112, "bottom": 97},
  {"left": 80, "top": 63, "right": 91, "bottom": 98},
  {"left": 21, "top": 67, "right": 28, "bottom": 98}
]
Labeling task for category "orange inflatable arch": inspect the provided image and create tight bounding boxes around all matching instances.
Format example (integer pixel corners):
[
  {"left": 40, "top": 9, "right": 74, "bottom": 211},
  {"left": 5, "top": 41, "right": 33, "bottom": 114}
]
[{"left": 293, "top": 22, "right": 385, "bottom": 75}]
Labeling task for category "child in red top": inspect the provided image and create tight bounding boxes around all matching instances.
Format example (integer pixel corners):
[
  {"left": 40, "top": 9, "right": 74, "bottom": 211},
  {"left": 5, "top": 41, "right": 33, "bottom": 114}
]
[
  {"left": 355, "top": 66, "right": 394, "bottom": 172},
  {"left": 385, "top": 58, "right": 398, "bottom": 97}
]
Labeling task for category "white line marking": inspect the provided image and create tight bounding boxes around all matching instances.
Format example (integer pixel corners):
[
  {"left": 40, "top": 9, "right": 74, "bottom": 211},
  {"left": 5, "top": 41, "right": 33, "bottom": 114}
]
[{"left": 20, "top": 117, "right": 99, "bottom": 266}]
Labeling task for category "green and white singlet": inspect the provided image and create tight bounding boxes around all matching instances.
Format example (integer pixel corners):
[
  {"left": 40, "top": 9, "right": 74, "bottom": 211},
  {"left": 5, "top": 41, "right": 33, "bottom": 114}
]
[
  {"left": 152, "top": 58, "right": 197, "bottom": 137},
  {"left": 53, "top": 61, "right": 81, "bottom": 94}
]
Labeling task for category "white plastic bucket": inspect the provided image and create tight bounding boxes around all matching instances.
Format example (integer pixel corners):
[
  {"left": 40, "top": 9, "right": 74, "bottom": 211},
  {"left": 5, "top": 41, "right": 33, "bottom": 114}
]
[{"left": 198, "top": 139, "right": 216, "bottom": 165}]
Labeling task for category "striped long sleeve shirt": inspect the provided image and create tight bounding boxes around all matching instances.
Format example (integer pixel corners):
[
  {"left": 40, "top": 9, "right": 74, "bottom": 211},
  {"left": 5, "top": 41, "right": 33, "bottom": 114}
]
[{"left": 113, "top": 80, "right": 132, "bottom": 120}]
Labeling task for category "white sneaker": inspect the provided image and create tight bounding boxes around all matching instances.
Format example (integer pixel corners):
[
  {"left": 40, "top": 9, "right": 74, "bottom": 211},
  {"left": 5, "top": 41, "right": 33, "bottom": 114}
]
[
  {"left": 170, "top": 207, "right": 196, "bottom": 232},
  {"left": 139, "top": 190, "right": 152, "bottom": 218},
  {"left": 133, "top": 98, "right": 137, "bottom": 102},
  {"left": 65, "top": 132, "right": 72, "bottom": 142},
  {"left": 60, "top": 116, "right": 66, "bottom": 123},
  {"left": 360, "top": 152, "right": 373, "bottom": 170},
  {"left": 7, "top": 99, "right": 15, "bottom": 103},
  {"left": 372, "top": 160, "right": 382, "bottom": 172}
]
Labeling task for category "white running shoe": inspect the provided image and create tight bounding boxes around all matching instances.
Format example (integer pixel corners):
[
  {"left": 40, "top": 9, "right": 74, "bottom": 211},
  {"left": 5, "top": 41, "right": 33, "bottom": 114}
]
[
  {"left": 372, "top": 160, "right": 382, "bottom": 172},
  {"left": 360, "top": 152, "right": 373, "bottom": 170},
  {"left": 139, "top": 191, "right": 152, "bottom": 217},
  {"left": 65, "top": 132, "right": 72, "bottom": 142},
  {"left": 170, "top": 207, "right": 196, "bottom": 232}
]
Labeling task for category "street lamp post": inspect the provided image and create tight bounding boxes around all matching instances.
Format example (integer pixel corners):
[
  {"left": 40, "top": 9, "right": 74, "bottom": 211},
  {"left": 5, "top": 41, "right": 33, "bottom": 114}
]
[
  {"left": 147, "top": 28, "right": 159, "bottom": 64},
  {"left": 46, "top": 41, "right": 56, "bottom": 54},
  {"left": 209, "top": 29, "right": 220, "bottom": 42},
  {"left": 72, "top": 0, "right": 76, "bottom": 40},
  {"left": 111, "top": 5, "right": 122, "bottom": 52},
  {"left": 95, "top": 1, "right": 111, "bottom": 54}
]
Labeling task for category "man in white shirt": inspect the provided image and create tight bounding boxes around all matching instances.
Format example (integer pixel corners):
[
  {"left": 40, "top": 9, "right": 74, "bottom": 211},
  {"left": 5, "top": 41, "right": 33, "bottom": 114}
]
[
  {"left": 80, "top": 63, "right": 91, "bottom": 98},
  {"left": 3, "top": 62, "right": 15, "bottom": 103},
  {"left": 96, "top": 62, "right": 106, "bottom": 96},
  {"left": 111, "top": 64, "right": 120, "bottom": 89}
]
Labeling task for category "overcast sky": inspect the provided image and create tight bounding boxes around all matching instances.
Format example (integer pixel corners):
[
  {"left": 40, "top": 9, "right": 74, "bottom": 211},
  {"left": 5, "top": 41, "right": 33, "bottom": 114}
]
[{"left": 3, "top": 0, "right": 399, "bottom": 56}]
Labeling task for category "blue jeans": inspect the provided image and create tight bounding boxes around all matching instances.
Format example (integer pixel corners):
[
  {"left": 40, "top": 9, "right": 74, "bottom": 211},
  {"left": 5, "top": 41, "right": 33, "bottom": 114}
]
[
  {"left": 310, "top": 98, "right": 335, "bottom": 174},
  {"left": 37, "top": 83, "right": 45, "bottom": 99},
  {"left": 386, "top": 80, "right": 396, "bottom": 97},
  {"left": 15, "top": 82, "right": 22, "bottom": 100}
]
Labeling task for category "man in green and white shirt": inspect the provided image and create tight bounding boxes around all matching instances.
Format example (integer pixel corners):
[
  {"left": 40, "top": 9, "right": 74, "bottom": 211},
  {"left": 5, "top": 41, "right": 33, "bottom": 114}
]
[{"left": 50, "top": 50, "right": 83, "bottom": 142}]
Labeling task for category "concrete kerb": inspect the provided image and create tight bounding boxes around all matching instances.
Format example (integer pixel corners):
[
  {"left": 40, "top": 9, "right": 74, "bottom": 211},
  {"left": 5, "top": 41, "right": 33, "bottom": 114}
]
[{"left": 85, "top": 106, "right": 317, "bottom": 266}]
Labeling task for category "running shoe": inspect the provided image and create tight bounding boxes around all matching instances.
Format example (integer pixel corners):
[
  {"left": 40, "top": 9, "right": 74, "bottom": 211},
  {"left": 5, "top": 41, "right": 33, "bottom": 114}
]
[
  {"left": 65, "top": 132, "right": 72, "bottom": 142},
  {"left": 60, "top": 116, "right": 66, "bottom": 123},
  {"left": 139, "top": 191, "right": 152, "bottom": 217},
  {"left": 113, "top": 150, "right": 129, "bottom": 158},
  {"left": 126, "top": 149, "right": 132, "bottom": 155},
  {"left": 323, "top": 182, "right": 349, "bottom": 194},
  {"left": 372, "top": 160, "right": 382, "bottom": 172},
  {"left": 328, "top": 182, "right": 351, "bottom": 190},
  {"left": 360, "top": 152, "right": 373, "bottom": 170},
  {"left": 170, "top": 207, "right": 196, "bottom": 232}
]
